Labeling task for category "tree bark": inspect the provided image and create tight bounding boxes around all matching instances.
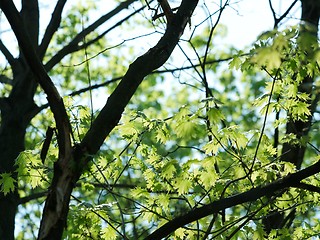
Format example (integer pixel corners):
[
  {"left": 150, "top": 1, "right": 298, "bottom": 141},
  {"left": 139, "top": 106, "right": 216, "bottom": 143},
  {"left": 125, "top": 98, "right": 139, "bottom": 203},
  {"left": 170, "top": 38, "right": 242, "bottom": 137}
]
[{"left": 0, "top": 0, "right": 39, "bottom": 238}]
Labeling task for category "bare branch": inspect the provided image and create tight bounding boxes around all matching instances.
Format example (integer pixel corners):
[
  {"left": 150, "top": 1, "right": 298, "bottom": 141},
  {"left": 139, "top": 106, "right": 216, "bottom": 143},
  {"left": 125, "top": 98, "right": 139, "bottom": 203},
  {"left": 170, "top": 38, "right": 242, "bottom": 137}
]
[
  {"left": 76, "top": 5, "right": 146, "bottom": 56},
  {"left": 269, "top": 0, "right": 299, "bottom": 28},
  {"left": 38, "top": 0, "right": 67, "bottom": 60},
  {"left": 0, "top": 39, "right": 15, "bottom": 65},
  {"left": 268, "top": 0, "right": 277, "bottom": 24},
  {"left": 158, "top": 0, "right": 174, "bottom": 23},
  {"left": 67, "top": 56, "right": 240, "bottom": 98},
  {"left": 69, "top": 77, "right": 121, "bottom": 96},
  {"left": 44, "top": 0, "right": 139, "bottom": 71}
]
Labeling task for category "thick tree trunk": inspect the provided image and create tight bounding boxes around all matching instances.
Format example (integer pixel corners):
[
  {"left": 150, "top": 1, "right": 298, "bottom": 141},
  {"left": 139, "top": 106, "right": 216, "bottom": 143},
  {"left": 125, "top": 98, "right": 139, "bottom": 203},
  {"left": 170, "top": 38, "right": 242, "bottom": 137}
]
[
  {"left": 0, "top": 119, "right": 24, "bottom": 239},
  {"left": 0, "top": 0, "right": 39, "bottom": 238},
  {"left": 0, "top": 70, "right": 38, "bottom": 239}
]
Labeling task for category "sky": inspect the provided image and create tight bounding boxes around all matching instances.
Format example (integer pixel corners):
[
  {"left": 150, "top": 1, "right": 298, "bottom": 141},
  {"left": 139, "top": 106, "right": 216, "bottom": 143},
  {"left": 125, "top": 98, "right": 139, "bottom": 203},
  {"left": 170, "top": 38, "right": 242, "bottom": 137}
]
[{"left": 218, "top": 0, "right": 301, "bottom": 49}]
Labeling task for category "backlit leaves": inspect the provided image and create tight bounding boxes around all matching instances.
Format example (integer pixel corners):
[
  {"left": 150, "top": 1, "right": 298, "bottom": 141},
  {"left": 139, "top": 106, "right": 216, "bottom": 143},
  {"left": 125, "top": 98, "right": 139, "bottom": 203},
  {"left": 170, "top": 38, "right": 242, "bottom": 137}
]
[{"left": 0, "top": 173, "right": 16, "bottom": 195}]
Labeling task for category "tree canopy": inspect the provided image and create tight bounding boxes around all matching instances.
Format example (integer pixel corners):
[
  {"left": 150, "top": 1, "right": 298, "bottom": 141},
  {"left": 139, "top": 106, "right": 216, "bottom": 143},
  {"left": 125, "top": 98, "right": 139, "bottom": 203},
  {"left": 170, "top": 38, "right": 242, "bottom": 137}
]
[{"left": 0, "top": 0, "right": 319, "bottom": 239}]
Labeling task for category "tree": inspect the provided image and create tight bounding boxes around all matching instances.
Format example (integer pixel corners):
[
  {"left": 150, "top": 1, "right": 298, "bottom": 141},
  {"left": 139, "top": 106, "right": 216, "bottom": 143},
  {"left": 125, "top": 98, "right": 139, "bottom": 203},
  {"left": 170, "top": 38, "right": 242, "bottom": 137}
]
[{"left": 0, "top": 0, "right": 319, "bottom": 239}]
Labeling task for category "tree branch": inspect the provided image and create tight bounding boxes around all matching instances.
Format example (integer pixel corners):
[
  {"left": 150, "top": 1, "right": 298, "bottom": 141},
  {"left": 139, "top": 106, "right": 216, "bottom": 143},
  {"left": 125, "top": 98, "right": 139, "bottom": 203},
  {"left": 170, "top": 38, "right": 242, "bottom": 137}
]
[
  {"left": 275, "top": 0, "right": 298, "bottom": 27},
  {"left": 76, "top": 5, "right": 146, "bottom": 55},
  {"left": 0, "top": 74, "right": 12, "bottom": 85},
  {"left": 38, "top": 0, "right": 67, "bottom": 60},
  {"left": 158, "top": 0, "right": 174, "bottom": 24},
  {"left": 292, "top": 182, "right": 320, "bottom": 194},
  {"left": 44, "top": 0, "right": 138, "bottom": 71},
  {"left": 19, "top": 191, "right": 48, "bottom": 205},
  {"left": 67, "top": 56, "right": 236, "bottom": 97},
  {"left": 80, "top": 0, "right": 199, "bottom": 155},
  {"left": 20, "top": 0, "right": 39, "bottom": 47},
  {"left": 35, "top": 0, "right": 198, "bottom": 239},
  {"left": 0, "top": 39, "right": 15, "bottom": 65},
  {"left": 269, "top": 0, "right": 299, "bottom": 28},
  {"left": 146, "top": 159, "right": 320, "bottom": 239},
  {"left": 0, "top": 0, "right": 72, "bottom": 164}
]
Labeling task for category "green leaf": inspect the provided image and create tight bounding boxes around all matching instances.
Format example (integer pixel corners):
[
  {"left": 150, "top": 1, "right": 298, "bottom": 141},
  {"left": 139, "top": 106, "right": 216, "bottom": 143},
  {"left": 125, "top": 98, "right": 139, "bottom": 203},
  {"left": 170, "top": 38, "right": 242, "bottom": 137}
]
[
  {"left": 199, "top": 170, "right": 218, "bottom": 189},
  {"left": 207, "top": 108, "right": 225, "bottom": 124},
  {"left": 162, "top": 160, "right": 177, "bottom": 179},
  {"left": 175, "top": 177, "right": 191, "bottom": 195},
  {"left": 175, "top": 228, "right": 186, "bottom": 239},
  {"left": 0, "top": 173, "right": 16, "bottom": 195},
  {"left": 174, "top": 120, "right": 198, "bottom": 139},
  {"left": 157, "top": 194, "right": 170, "bottom": 212},
  {"left": 29, "top": 169, "right": 43, "bottom": 189},
  {"left": 229, "top": 56, "right": 242, "bottom": 70},
  {"left": 253, "top": 226, "right": 265, "bottom": 240},
  {"left": 252, "top": 47, "right": 282, "bottom": 69},
  {"left": 101, "top": 226, "right": 117, "bottom": 240},
  {"left": 203, "top": 140, "right": 219, "bottom": 154}
]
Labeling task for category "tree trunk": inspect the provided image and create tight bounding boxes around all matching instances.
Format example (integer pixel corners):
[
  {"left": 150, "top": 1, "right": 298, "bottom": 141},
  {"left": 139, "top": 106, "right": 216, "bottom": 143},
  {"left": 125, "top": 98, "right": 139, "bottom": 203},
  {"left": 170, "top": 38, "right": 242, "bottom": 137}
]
[
  {"left": 0, "top": 0, "right": 39, "bottom": 238},
  {"left": 0, "top": 69, "right": 38, "bottom": 239}
]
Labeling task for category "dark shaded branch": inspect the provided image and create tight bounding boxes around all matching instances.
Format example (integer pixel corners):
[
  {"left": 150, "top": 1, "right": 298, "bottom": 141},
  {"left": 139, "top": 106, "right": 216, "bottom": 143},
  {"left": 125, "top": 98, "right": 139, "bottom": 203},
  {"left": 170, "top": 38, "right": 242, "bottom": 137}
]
[
  {"left": 158, "top": 0, "right": 174, "bottom": 23},
  {"left": 19, "top": 191, "right": 48, "bottom": 205},
  {"left": 35, "top": 54, "right": 247, "bottom": 120},
  {"left": 80, "top": 0, "right": 199, "bottom": 155},
  {"left": 0, "top": 74, "right": 12, "bottom": 85},
  {"left": 69, "top": 77, "right": 121, "bottom": 96},
  {"left": 0, "top": 0, "right": 72, "bottom": 160},
  {"left": 44, "top": 0, "right": 138, "bottom": 71},
  {"left": 68, "top": 56, "right": 236, "bottom": 96},
  {"left": 269, "top": 0, "right": 299, "bottom": 28},
  {"left": 301, "top": 0, "right": 320, "bottom": 26},
  {"left": 0, "top": 97, "right": 9, "bottom": 111},
  {"left": 38, "top": 0, "right": 67, "bottom": 60},
  {"left": 146, "top": 160, "right": 320, "bottom": 240},
  {"left": 276, "top": 0, "right": 299, "bottom": 26},
  {"left": 20, "top": 0, "right": 39, "bottom": 47},
  {"left": 78, "top": 5, "right": 146, "bottom": 54},
  {"left": 268, "top": 0, "right": 277, "bottom": 24},
  {"left": 0, "top": 39, "right": 15, "bottom": 65},
  {"left": 293, "top": 182, "right": 320, "bottom": 193}
]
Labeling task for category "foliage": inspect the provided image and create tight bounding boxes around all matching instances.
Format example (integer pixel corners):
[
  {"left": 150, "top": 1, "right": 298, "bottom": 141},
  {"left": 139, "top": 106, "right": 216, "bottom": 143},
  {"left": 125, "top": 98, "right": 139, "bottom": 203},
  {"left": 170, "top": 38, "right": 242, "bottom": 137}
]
[{"left": 0, "top": 0, "right": 319, "bottom": 239}]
